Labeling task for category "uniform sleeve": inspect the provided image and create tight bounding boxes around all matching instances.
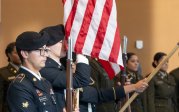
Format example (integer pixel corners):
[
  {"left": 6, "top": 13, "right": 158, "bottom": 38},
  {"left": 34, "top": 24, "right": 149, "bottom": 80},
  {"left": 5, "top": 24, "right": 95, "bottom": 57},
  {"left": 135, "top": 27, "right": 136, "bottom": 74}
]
[
  {"left": 170, "top": 69, "right": 179, "bottom": 82},
  {"left": 169, "top": 73, "right": 178, "bottom": 111},
  {"left": 7, "top": 82, "right": 37, "bottom": 112},
  {"left": 79, "top": 86, "right": 125, "bottom": 103},
  {"left": 41, "top": 63, "right": 91, "bottom": 89},
  {"left": 172, "top": 86, "right": 178, "bottom": 111},
  {"left": 146, "top": 79, "right": 155, "bottom": 112},
  {"left": 89, "top": 59, "right": 111, "bottom": 89},
  {"left": 169, "top": 71, "right": 176, "bottom": 80}
]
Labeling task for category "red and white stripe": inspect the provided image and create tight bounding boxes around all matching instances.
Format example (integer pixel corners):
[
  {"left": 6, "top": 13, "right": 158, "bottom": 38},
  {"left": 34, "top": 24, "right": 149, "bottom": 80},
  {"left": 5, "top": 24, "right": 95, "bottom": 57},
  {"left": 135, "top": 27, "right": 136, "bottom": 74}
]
[{"left": 63, "top": 0, "right": 123, "bottom": 79}]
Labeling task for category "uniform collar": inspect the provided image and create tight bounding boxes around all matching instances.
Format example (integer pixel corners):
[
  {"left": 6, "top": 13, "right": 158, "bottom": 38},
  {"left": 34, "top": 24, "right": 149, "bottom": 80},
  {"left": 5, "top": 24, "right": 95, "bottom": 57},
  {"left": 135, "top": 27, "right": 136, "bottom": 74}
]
[
  {"left": 52, "top": 58, "right": 61, "bottom": 66},
  {"left": 9, "top": 62, "right": 19, "bottom": 71},
  {"left": 18, "top": 67, "right": 50, "bottom": 94},
  {"left": 7, "top": 63, "right": 18, "bottom": 74},
  {"left": 20, "top": 66, "right": 42, "bottom": 80},
  {"left": 46, "top": 57, "right": 65, "bottom": 70},
  {"left": 158, "top": 71, "right": 167, "bottom": 79}
]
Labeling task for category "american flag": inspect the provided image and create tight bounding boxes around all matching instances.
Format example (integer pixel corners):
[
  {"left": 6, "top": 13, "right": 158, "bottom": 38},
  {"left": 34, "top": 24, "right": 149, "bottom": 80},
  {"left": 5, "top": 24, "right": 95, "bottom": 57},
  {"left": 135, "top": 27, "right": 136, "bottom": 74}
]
[{"left": 63, "top": 0, "right": 123, "bottom": 79}]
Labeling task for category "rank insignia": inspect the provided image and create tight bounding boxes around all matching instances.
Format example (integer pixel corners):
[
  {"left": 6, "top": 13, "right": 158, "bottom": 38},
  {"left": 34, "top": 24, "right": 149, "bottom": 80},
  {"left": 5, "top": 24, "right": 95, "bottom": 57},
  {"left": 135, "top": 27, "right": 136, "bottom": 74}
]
[
  {"left": 8, "top": 76, "right": 16, "bottom": 80},
  {"left": 50, "top": 89, "right": 54, "bottom": 95},
  {"left": 39, "top": 96, "right": 48, "bottom": 102},
  {"left": 22, "top": 101, "right": 29, "bottom": 108},
  {"left": 156, "top": 80, "right": 164, "bottom": 84},
  {"left": 14, "top": 70, "right": 17, "bottom": 73},
  {"left": 33, "top": 78, "right": 37, "bottom": 82},
  {"left": 36, "top": 89, "right": 43, "bottom": 96}
]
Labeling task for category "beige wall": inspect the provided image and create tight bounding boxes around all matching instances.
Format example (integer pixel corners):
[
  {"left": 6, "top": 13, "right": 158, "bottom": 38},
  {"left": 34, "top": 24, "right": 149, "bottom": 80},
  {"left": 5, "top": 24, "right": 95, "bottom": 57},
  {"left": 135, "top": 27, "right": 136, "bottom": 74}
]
[
  {"left": 117, "top": 0, "right": 179, "bottom": 75},
  {"left": 1, "top": 0, "right": 63, "bottom": 67},
  {"left": 0, "top": 0, "right": 1, "bottom": 22},
  {"left": 1, "top": 0, "right": 179, "bottom": 75}
]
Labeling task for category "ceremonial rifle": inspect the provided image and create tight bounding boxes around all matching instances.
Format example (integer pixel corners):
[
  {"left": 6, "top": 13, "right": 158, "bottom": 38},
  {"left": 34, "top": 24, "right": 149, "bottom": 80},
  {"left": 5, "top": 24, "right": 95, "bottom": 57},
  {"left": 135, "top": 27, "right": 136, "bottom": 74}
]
[
  {"left": 66, "top": 38, "right": 73, "bottom": 112},
  {"left": 120, "top": 36, "right": 131, "bottom": 112}
]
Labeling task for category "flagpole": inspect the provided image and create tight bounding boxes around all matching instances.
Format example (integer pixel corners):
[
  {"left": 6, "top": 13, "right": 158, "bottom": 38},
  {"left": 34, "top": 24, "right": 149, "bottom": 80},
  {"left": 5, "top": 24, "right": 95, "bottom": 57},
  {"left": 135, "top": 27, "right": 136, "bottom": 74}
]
[
  {"left": 119, "top": 42, "right": 179, "bottom": 112},
  {"left": 66, "top": 37, "right": 73, "bottom": 112}
]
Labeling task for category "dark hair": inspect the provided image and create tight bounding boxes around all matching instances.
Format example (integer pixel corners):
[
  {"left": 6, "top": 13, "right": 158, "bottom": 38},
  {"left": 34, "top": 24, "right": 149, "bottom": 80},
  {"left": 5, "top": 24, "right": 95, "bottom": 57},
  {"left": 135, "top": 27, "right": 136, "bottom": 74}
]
[
  {"left": 126, "top": 52, "right": 136, "bottom": 63},
  {"left": 152, "top": 52, "right": 166, "bottom": 68},
  {"left": 16, "top": 48, "right": 24, "bottom": 63},
  {"left": 5, "top": 42, "right": 16, "bottom": 62}
]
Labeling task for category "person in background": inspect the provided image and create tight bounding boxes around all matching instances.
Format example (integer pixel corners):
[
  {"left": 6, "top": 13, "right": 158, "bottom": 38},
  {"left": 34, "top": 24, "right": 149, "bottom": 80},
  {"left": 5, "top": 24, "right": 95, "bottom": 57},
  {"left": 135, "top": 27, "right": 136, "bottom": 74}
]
[
  {"left": 0, "top": 42, "right": 21, "bottom": 112},
  {"left": 39, "top": 24, "right": 91, "bottom": 112},
  {"left": 87, "top": 58, "right": 118, "bottom": 112},
  {"left": 115, "top": 52, "right": 146, "bottom": 112},
  {"left": 146, "top": 52, "right": 178, "bottom": 112},
  {"left": 61, "top": 55, "right": 148, "bottom": 112},
  {"left": 7, "top": 31, "right": 58, "bottom": 111}
]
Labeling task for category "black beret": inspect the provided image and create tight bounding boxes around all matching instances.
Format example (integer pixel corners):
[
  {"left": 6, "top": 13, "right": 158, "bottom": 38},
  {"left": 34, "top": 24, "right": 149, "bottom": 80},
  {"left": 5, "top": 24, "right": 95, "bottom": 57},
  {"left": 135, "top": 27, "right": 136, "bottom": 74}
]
[
  {"left": 40, "top": 24, "right": 65, "bottom": 46},
  {"left": 16, "top": 31, "right": 49, "bottom": 51}
]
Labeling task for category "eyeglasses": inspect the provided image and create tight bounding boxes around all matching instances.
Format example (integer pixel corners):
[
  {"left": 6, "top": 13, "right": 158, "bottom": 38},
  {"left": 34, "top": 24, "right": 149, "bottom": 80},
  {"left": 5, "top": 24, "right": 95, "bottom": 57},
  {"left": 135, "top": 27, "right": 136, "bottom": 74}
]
[{"left": 34, "top": 48, "right": 51, "bottom": 56}]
